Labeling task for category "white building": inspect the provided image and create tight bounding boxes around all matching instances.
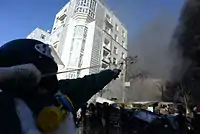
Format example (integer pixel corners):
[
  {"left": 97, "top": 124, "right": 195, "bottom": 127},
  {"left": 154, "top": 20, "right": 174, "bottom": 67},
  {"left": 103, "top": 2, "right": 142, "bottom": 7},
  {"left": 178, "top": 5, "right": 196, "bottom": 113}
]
[
  {"left": 27, "top": 27, "right": 51, "bottom": 44},
  {"left": 27, "top": 0, "right": 128, "bottom": 99}
]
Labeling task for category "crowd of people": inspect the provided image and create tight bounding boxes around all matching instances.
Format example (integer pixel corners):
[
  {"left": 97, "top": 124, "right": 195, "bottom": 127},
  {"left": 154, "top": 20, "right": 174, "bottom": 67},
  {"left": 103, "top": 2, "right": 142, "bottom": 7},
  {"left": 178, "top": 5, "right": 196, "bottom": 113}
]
[
  {"left": 77, "top": 102, "right": 123, "bottom": 134},
  {"left": 77, "top": 102, "right": 200, "bottom": 134}
]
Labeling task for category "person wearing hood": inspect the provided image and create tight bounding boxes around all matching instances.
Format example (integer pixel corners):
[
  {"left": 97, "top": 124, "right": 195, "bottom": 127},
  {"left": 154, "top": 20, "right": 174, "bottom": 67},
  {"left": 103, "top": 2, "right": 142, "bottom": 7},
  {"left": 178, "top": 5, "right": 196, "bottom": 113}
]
[{"left": 0, "top": 39, "right": 121, "bottom": 134}]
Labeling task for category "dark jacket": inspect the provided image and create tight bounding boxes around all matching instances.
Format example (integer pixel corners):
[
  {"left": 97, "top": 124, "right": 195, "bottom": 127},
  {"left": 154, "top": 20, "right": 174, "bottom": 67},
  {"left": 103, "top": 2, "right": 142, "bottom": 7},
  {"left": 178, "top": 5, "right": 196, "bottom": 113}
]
[
  {"left": 59, "top": 69, "right": 116, "bottom": 111},
  {"left": 0, "top": 69, "right": 116, "bottom": 134}
]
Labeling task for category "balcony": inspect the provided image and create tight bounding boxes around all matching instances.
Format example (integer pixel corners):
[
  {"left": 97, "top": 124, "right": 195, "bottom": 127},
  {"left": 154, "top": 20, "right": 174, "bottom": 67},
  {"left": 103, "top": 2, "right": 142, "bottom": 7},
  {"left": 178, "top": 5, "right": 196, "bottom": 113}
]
[
  {"left": 101, "top": 62, "right": 109, "bottom": 70},
  {"left": 102, "top": 48, "right": 111, "bottom": 64},
  {"left": 103, "top": 44, "right": 111, "bottom": 52},
  {"left": 104, "top": 26, "right": 112, "bottom": 35},
  {"left": 102, "top": 56, "right": 111, "bottom": 64},
  {"left": 105, "top": 15, "right": 113, "bottom": 27},
  {"left": 105, "top": 19, "right": 113, "bottom": 28},
  {"left": 103, "top": 38, "right": 111, "bottom": 51}
]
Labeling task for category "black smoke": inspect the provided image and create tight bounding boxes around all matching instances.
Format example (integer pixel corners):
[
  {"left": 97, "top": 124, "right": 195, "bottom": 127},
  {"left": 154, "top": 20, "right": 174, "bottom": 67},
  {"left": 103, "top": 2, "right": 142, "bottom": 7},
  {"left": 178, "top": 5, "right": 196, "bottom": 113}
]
[{"left": 166, "top": 0, "right": 200, "bottom": 104}]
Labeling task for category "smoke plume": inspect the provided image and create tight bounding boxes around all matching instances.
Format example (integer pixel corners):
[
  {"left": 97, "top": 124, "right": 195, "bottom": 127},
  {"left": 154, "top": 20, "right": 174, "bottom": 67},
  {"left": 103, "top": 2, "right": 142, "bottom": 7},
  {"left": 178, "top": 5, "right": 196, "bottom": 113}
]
[
  {"left": 175, "top": 0, "right": 200, "bottom": 103},
  {"left": 127, "top": 9, "right": 188, "bottom": 101},
  {"left": 101, "top": 0, "right": 189, "bottom": 101}
]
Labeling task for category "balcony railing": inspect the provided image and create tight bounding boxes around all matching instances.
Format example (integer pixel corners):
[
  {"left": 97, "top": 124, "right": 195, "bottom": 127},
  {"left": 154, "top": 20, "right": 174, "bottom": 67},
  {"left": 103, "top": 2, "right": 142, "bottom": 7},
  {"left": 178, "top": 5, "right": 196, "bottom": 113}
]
[
  {"left": 103, "top": 43, "right": 111, "bottom": 51},
  {"left": 102, "top": 56, "right": 111, "bottom": 64},
  {"left": 105, "top": 18, "right": 113, "bottom": 27}
]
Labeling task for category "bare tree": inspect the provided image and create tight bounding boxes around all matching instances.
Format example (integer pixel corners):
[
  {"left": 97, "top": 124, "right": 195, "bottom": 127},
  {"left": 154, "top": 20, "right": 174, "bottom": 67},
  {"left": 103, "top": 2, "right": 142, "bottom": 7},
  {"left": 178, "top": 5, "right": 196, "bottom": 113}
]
[
  {"left": 165, "top": 83, "right": 193, "bottom": 113},
  {"left": 154, "top": 81, "right": 165, "bottom": 101},
  {"left": 123, "top": 56, "right": 151, "bottom": 101},
  {"left": 126, "top": 55, "right": 150, "bottom": 82},
  {"left": 178, "top": 84, "right": 194, "bottom": 114},
  {"left": 101, "top": 55, "right": 150, "bottom": 100}
]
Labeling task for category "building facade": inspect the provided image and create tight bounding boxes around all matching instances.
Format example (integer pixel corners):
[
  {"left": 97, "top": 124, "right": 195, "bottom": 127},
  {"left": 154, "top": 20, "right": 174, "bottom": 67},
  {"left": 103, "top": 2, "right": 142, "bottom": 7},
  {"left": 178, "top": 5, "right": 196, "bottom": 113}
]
[
  {"left": 27, "top": 27, "right": 51, "bottom": 44},
  {"left": 27, "top": 0, "right": 128, "bottom": 99}
]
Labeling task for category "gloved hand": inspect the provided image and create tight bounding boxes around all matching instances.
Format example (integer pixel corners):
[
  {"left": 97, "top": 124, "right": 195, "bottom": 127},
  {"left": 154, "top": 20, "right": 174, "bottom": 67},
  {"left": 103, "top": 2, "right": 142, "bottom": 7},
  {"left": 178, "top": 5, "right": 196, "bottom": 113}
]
[
  {"left": 0, "top": 64, "right": 42, "bottom": 89},
  {"left": 10, "top": 64, "right": 42, "bottom": 85},
  {"left": 112, "top": 69, "right": 121, "bottom": 80}
]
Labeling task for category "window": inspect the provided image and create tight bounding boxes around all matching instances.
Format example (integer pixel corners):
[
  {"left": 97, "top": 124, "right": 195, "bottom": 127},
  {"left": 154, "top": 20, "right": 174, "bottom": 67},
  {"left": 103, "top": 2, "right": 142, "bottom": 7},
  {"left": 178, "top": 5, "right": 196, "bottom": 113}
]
[
  {"left": 115, "top": 24, "right": 119, "bottom": 31},
  {"left": 83, "top": 27, "right": 88, "bottom": 38},
  {"left": 104, "top": 38, "right": 110, "bottom": 46},
  {"left": 77, "top": 71, "right": 81, "bottom": 77},
  {"left": 83, "top": 0, "right": 87, "bottom": 6},
  {"left": 83, "top": 8, "right": 85, "bottom": 13},
  {"left": 103, "top": 49, "right": 109, "bottom": 58},
  {"left": 88, "top": 9, "right": 95, "bottom": 19},
  {"left": 113, "top": 58, "right": 117, "bottom": 65},
  {"left": 80, "top": 40, "right": 86, "bottom": 53},
  {"left": 75, "top": 7, "right": 78, "bottom": 13},
  {"left": 56, "top": 17, "right": 59, "bottom": 23},
  {"left": 85, "top": 9, "right": 89, "bottom": 13},
  {"left": 53, "top": 43, "right": 58, "bottom": 49},
  {"left": 82, "top": 0, "right": 89, "bottom": 6},
  {"left": 122, "top": 40, "right": 125, "bottom": 46},
  {"left": 76, "top": 7, "right": 83, "bottom": 12},
  {"left": 59, "top": 14, "right": 66, "bottom": 21},
  {"left": 90, "top": 0, "right": 97, "bottom": 11},
  {"left": 114, "top": 34, "right": 118, "bottom": 42},
  {"left": 86, "top": 0, "right": 90, "bottom": 6},
  {"left": 68, "top": 72, "right": 76, "bottom": 79},
  {"left": 79, "top": 0, "right": 84, "bottom": 6},
  {"left": 89, "top": 10, "right": 92, "bottom": 16},
  {"left": 113, "top": 46, "right": 118, "bottom": 54},
  {"left": 105, "top": 26, "right": 111, "bottom": 34},
  {"left": 106, "top": 14, "right": 111, "bottom": 22},
  {"left": 101, "top": 62, "right": 109, "bottom": 69},
  {"left": 122, "top": 30, "right": 126, "bottom": 38},
  {"left": 73, "top": 25, "right": 87, "bottom": 38},
  {"left": 78, "top": 53, "right": 83, "bottom": 68},
  {"left": 53, "top": 41, "right": 59, "bottom": 46},
  {"left": 40, "top": 34, "right": 46, "bottom": 39},
  {"left": 121, "top": 52, "right": 125, "bottom": 59},
  {"left": 80, "top": 7, "right": 83, "bottom": 12},
  {"left": 91, "top": 12, "right": 95, "bottom": 18}
]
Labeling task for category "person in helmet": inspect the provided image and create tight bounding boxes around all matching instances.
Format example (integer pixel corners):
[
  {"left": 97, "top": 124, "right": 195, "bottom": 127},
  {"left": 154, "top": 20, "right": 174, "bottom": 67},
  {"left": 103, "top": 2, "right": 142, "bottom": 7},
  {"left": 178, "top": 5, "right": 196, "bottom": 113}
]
[
  {"left": 0, "top": 39, "right": 60, "bottom": 134},
  {"left": 0, "top": 39, "right": 121, "bottom": 134},
  {"left": 0, "top": 39, "right": 60, "bottom": 95}
]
